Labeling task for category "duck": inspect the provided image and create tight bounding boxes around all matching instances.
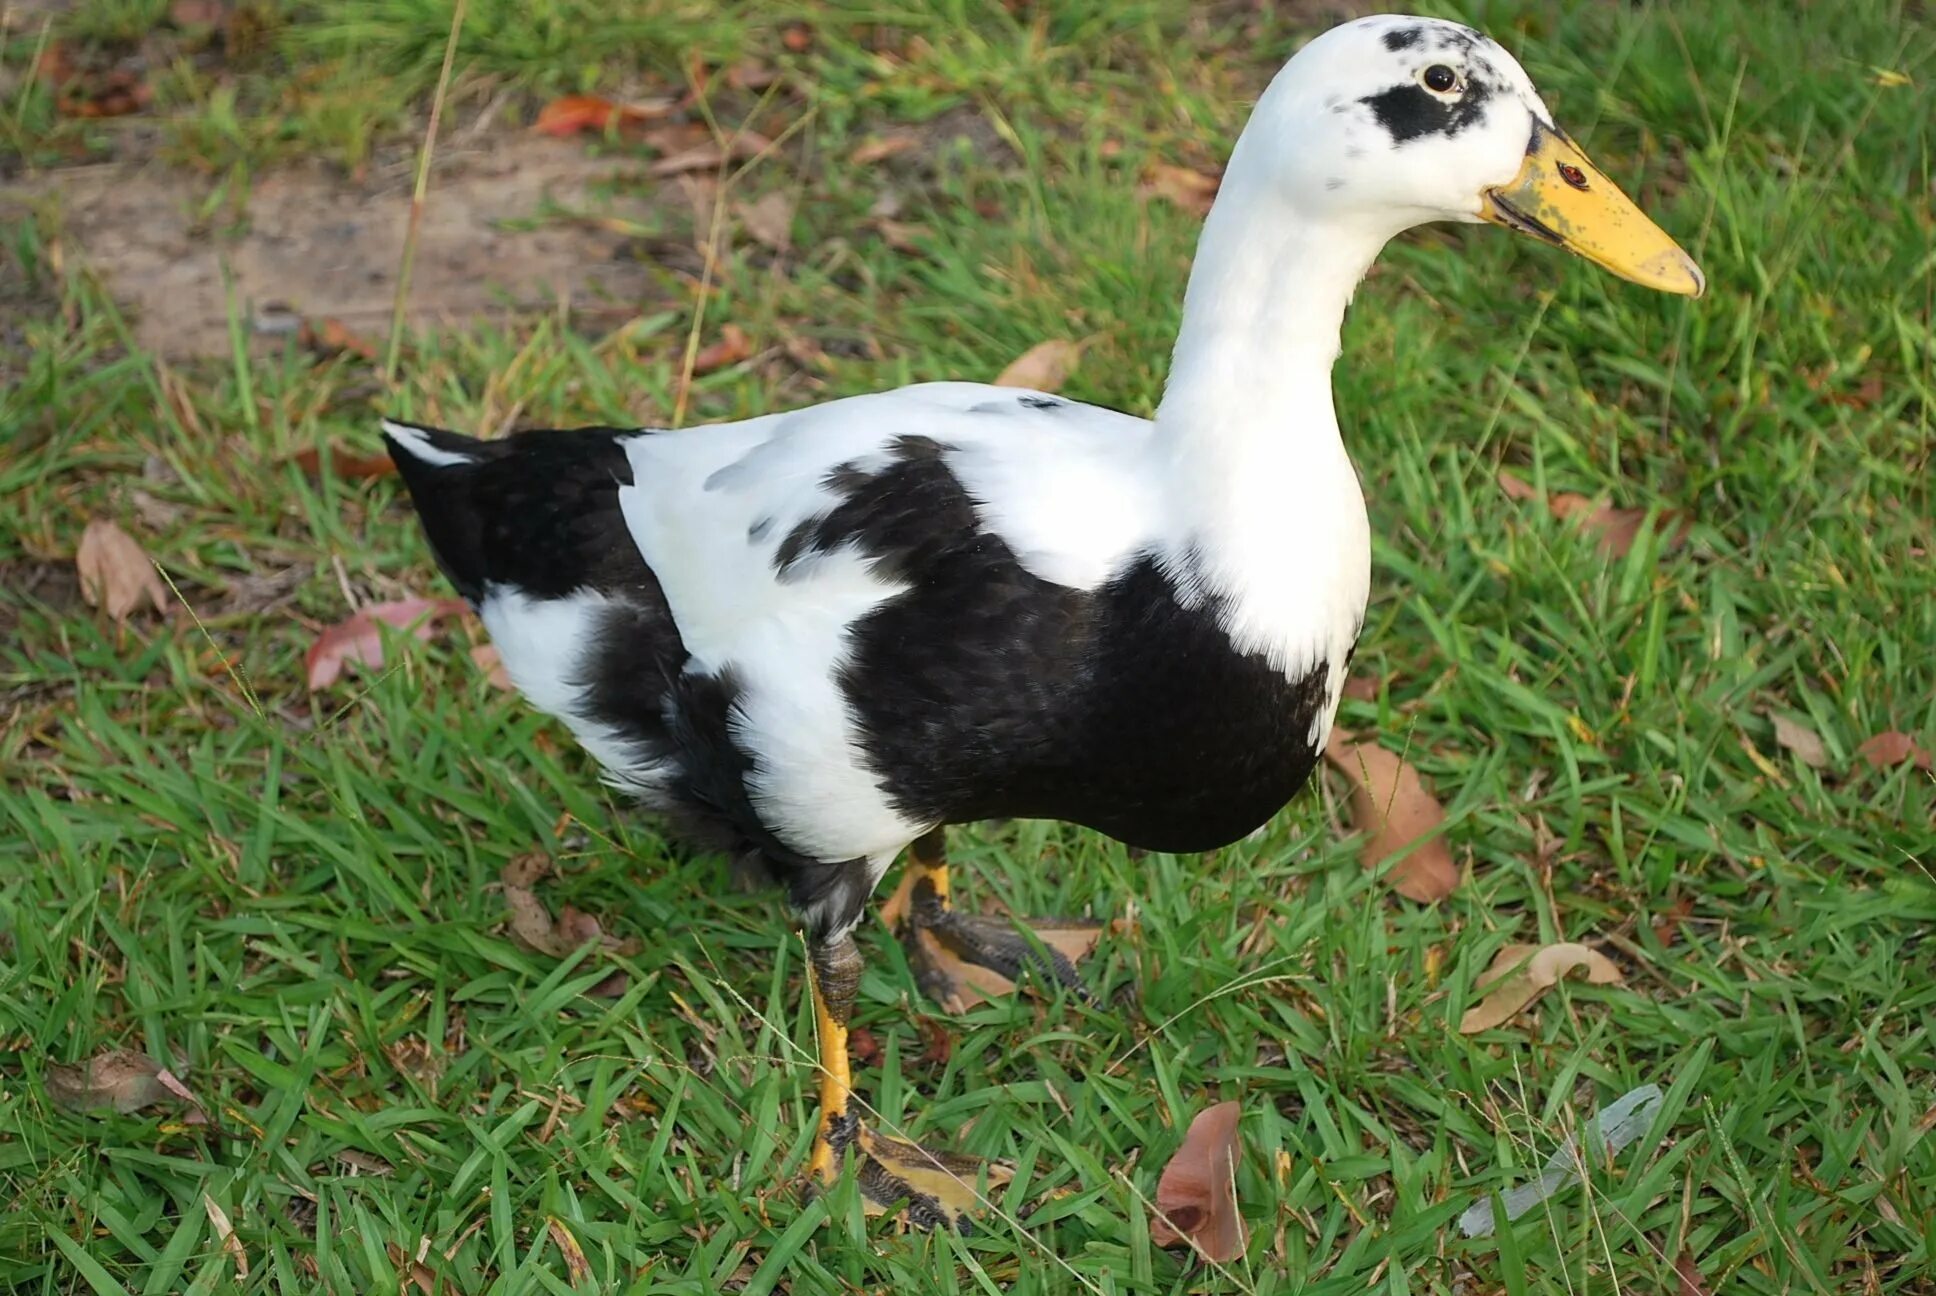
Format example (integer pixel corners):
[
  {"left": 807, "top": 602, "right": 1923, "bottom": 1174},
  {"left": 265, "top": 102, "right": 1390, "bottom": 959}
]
[{"left": 381, "top": 13, "right": 1701, "bottom": 1231}]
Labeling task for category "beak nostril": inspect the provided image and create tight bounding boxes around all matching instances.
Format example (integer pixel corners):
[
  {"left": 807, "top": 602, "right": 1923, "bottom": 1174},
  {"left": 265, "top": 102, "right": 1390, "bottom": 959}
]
[{"left": 1557, "top": 163, "right": 1589, "bottom": 191}]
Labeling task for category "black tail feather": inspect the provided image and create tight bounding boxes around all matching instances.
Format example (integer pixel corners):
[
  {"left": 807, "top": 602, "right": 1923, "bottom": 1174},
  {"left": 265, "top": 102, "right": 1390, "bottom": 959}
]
[{"left": 380, "top": 418, "right": 648, "bottom": 604}]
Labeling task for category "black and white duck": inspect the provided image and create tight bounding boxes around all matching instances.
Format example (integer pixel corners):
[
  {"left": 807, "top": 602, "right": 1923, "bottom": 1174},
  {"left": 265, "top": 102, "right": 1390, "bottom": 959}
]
[{"left": 382, "top": 14, "right": 1701, "bottom": 1229}]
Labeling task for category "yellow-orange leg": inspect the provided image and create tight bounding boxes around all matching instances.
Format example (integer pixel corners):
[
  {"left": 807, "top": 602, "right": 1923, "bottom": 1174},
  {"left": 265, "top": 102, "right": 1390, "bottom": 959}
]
[
  {"left": 803, "top": 924, "right": 1015, "bottom": 1229},
  {"left": 880, "top": 829, "right": 1102, "bottom": 1014},
  {"left": 805, "top": 933, "right": 862, "bottom": 1184}
]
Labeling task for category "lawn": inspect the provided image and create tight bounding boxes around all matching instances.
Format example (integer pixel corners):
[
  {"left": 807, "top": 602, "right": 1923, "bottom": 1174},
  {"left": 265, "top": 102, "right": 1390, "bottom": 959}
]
[{"left": 2, "top": 0, "right": 1933, "bottom": 1292}]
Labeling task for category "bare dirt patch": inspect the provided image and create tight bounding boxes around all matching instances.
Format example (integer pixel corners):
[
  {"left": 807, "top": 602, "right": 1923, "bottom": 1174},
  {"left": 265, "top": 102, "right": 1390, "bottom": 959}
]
[{"left": 7, "top": 136, "right": 662, "bottom": 359}]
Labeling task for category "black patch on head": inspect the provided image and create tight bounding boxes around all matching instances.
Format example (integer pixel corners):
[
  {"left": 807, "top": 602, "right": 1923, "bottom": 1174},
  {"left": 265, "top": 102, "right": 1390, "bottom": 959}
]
[
  {"left": 1325, "top": 177, "right": 1346, "bottom": 191},
  {"left": 1358, "top": 76, "right": 1493, "bottom": 145},
  {"left": 1382, "top": 25, "right": 1422, "bottom": 50},
  {"left": 1018, "top": 395, "right": 1065, "bottom": 410}
]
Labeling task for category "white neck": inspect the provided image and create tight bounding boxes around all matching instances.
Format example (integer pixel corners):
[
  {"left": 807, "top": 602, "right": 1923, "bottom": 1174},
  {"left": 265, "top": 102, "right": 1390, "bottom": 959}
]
[{"left": 1149, "top": 140, "right": 1392, "bottom": 703}]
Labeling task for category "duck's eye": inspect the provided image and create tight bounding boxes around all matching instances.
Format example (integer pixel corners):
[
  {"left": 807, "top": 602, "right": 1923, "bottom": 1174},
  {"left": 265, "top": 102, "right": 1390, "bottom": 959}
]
[{"left": 1422, "top": 64, "right": 1459, "bottom": 93}]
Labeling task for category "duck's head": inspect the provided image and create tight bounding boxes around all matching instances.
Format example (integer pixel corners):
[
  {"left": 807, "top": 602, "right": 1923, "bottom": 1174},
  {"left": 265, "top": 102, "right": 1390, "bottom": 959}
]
[{"left": 1245, "top": 14, "right": 1703, "bottom": 296}]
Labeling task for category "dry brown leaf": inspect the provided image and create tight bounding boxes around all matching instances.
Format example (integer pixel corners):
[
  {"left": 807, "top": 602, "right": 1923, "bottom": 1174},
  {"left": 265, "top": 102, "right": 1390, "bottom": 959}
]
[
  {"left": 1675, "top": 1250, "right": 1710, "bottom": 1296},
  {"left": 849, "top": 132, "right": 919, "bottom": 166},
  {"left": 736, "top": 191, "right": 795, "bottom": 251},
  {"left": 304, "top": 597, "right": 468, "bottom": 689},
  {"left": 46, "top": 1048, "right": 170, "bottom": 1113},
  {"left": 1140, "top": 161, "right": 1222, "bottom": 217},
  {"left": 290, "top": 443, "right": 397, "bottom": 481},
  {"left": 203, "top": 1194, "right": 248, "bottom": 1279},
  {"left": 546, "top": 1218, "right": 591, "bottom": 1286},
  {"left": 848, "top": 1026, "right": 882, "bottom": 1068},
  {"left": 1340, "top": 675, "right": 1380, "bottom": 703},
  {"left": 993, "top": 339, "right": 1080, "bottom": 392},
  {"left": 77, "top": 519, "right": 170, "bottom": 623},
  {"left": 645, "top": 131, "right": 771, "bottom": 177},
  {"left": 1458, "top": 942, "right": 1623, "bottom": 1034},
  {"left": 1497, "top": 472, "right": 1683, "bottom": 558},
  {"left": 1321, "top": 731, "right": 1458, "bottom": 901},
  {"left": 1857, "top": 730, "right": 1933, "bottom": 771},
  {"left": 384, "top": 1243, "right": 440, "bottom": 1295},
  {"left": 691, "top": 324, "right": 753, "bottom": 374},
  {"left": 469, "top": 643, "right": 514, "bottom": 689},
  {"left": 874, "top": 218, "right": 931, "bottom": 252},
  {"left": 1148, "top": 1100, "right": 1247, "bottom": 1262},
  {"left": 1766, "top": 710, "right": 1830, "bottom": 769}
]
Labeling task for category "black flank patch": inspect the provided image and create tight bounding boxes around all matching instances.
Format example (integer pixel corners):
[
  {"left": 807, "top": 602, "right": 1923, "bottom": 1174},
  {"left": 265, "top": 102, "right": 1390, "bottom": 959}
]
[
  {"left": 816, "top": 441, "right": 1335, "bottom": 854},
  {"left": 1359, "top": 77, "right": 1493, "bottom": 145}
]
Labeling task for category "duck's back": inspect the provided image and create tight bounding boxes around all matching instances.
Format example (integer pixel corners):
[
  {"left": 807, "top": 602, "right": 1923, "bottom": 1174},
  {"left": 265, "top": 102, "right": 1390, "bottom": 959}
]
[{"left": 383, "top": 385, "right": 1335, "bottom": 868}]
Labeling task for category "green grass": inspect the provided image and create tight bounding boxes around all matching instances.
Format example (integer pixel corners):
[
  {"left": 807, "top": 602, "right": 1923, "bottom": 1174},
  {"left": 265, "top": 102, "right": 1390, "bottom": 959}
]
[{"left": 4, "top": 0, "right": 1935, "bottom": 1292}]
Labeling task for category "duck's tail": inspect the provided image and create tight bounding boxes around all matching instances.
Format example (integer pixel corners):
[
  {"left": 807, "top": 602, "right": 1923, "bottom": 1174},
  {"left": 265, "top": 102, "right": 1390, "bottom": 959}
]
[{"left": 379, "top": 417, "right": 643, "bottom": 605}]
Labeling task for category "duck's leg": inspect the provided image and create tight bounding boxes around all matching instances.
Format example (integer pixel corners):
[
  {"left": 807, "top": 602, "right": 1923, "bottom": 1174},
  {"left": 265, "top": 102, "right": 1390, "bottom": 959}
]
[
  {"left": 804, "top": 925, "right": 1012, "bottom": 1229},
  {"left": 880, "top": 828, "right": 1102, "bottom": 1014}
]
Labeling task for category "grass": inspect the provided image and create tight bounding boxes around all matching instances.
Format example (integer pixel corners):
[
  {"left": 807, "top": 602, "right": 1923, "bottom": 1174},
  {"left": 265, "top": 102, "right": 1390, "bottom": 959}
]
[{"left": 3, "top": 0, "right": 1934, "bottom": 1291}]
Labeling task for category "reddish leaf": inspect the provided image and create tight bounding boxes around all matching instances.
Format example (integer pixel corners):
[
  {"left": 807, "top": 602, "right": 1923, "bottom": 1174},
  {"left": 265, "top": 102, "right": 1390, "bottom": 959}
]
[
  {"left": 169, "top": 0, "right": 229, "bottom": 27},
  {"left": 1497, "top": 471, "right": 1684, "bottom": 558},
  {"left": 298, "top": 316, "right": 378, "bottom": 361},
  {"left": 1322, "top": 731, "right": 1459, "bottom": 901},
  {"left": 915, "top": 1017, "right": 953, "bottom": 1068},
  {"left": 469, "top": 643, "right": 514, "bottom": 689},
  {"left": 1148, "top": 1100, "right": 1247, "bottom": 1262},
  {"left": 781, "top": 22, "right": 813, "bottom": 51},
  {"left": 290, "top": 444, "right": 397, "bottom": 481},
  {"left": 304, "top": 597, "right": 467, "bottom": 690},
  {"left": 1340, "top": 675, "right": 1380, "bottom": 703},
  {"left": 691, "top": 324, "right": 753, "bottom": 374},
  {"left": 848, "top": 1026, "right": 882, "bottom": 1068},
  {"left": 993, "top": 339, "right": 1080, "bottom": 392},
  {"left": 534, "top": 94, "right": 675, "bottom": 137},
  {"left": 1675, "top": 1250, "right": 1710, "bottom": 1296},
  {"left": 1495, "top": 468, "right": 1539, "bottom": 501},
  {"left": 1857, "top": 730, "right": 1933, "bottom": 771},
  {"left": 76, "top": 519, "right": 170, "bottom": 623}
]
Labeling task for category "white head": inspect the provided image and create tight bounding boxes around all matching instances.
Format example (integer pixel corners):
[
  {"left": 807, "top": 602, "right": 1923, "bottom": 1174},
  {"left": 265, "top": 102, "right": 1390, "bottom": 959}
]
[{"left": 1229, "top": 14, "right": 1702, "bottom": 295}]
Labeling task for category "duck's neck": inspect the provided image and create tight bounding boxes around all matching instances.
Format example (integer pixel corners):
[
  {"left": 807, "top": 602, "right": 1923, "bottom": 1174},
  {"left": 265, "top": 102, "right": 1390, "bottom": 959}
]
[{"left": 1151, "top": 167, "right": 1393, "bottom": 683}]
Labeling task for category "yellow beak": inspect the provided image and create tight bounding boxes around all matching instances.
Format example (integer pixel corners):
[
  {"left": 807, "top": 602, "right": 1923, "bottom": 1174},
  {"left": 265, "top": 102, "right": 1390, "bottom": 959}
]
[{"left": 1480, "top": 122, "right": 1704, "bottom": 297}]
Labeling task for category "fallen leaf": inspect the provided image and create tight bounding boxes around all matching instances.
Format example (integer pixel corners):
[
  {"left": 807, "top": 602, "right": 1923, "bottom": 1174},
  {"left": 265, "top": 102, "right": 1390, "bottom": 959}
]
[
  {"left": 290, "top": 444, "right": 398, "bottom": 481},
  {"left": 303, "top": 597, "right": 468, "bottom": 690},
  {"left": 1140, "top": 161, "right": 1221, "bottom": 217},
  {"left": 334, "top": 1149, "right": 395, "bottom": 1176},
  {"left": 76, "top": 519, "right": 170, "bottom": 623},
  {"left": 1675, "top": 1250, "right": 1710, "bottom": 1296},
  {"left": 1495, "top": 467, "right": 1540, "bottom": 501},
  {"left": 915, "top": 1017, "right": 953, "bottom": 1068},
  {"left": 874, "top": 218, "right": 931, "bottom": 252},
  {"left": 691, "top": 324, "right": 753, "bottom": 374},
  {"left": 203, "top": 1194, "right": 248, "bottom": 1279},
  {"left": 1322, "top": 732, "right": 1458, "bottom": 901},
  {"left": 384, "top": 1243, "right": 439, "bottom": 1295},
  {"left": 546, "top": 1218, "right": 591, "bottom": 1286},
  {"left": 38, "top": 46, "right": 153, "bottom": 119},
  {"left": 169, "top": 0, "right": 229, "bottom": 26},
  {"left": 726, "top": 61, "right": 778, "bottom": 90},
  {"left": 534, "top": 94, "right": 675, "bottom": 137},
  {"left": 1148, "top": 1100, "right": 1247, "bottom": 1262},
  {"left": 1496, "top": 472, "right": 1683, "bottom": 558},
  {"left": 501, "top": 860, "right": 639, "bottom": 970},
  {"left": 298, "top": 316, "right": 378, "bottom": 361},
  {"left": 1651, "top": 893, "right": 1695, "bottom": 947},
  {"left": 1856, "top": 730, "right": 1933, "bottom": 771},
  {"left": 1340, "top": 675, "right": 1380, "bottom": 703},
  {"left": 736, "top": 191, "right": 795, "bottom": 251},
  {"left": 1765, "top": 710, "right": 1830, "bottom": 769},
  {"left": 469, "top": 643, "right": 514, "bottom": 689},
  {"left": 993, "top": 339, "right": 1080, "bottom": 392},
  {"left": 781, "top": 21, "right": 813, "bottom": 51},
  {"left": 849, "top": 1026, "right": 882, "bottom": 1068},
  {"left": 645, "top": 130, "right": 772, "bottom": 177},
  {"left": 849, "top": 132, "right": 919, "bottom": 166},
  {"left": 46, "top": 1048, "right": 171, "bottom": 1113},
  {"left": 1458, "top": 942, "right": 1623, "bottom": 1034}
]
